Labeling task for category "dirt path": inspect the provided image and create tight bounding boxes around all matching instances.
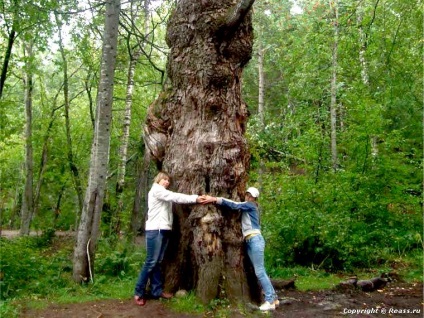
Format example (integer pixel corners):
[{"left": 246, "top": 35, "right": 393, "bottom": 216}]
[
  {"left": 0, "top": 230, "right": 75, "bottom": 238},
  {"left": 20, "top": 282, "right": 423, "bottom": 318}
]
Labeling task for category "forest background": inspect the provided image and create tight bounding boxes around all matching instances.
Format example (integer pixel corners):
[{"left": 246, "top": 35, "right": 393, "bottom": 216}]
[{"left": 0, "top": 0, "right": 422, "bottom": 314}]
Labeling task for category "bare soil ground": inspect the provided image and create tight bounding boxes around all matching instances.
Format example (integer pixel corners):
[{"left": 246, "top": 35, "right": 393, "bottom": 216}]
[{"left": 19, "top": 281, "right": 423, "bottom": 318}]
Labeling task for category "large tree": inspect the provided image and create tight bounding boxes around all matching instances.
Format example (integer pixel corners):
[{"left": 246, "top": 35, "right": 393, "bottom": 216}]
[{"left": 144, "top": 0, "right": 259, "bottom": 304}]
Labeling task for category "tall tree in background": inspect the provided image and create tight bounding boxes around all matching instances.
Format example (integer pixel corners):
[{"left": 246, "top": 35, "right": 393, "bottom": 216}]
[
  {"left": 73, "top": 0, "right": 121, "bottom": 283},
  {"left": 55, "top": 12, "right": 84, "bottom": 219},
  {"left": 20, "top": 40, "right": 34, "bottom": 235},
  {"left": 329, "top": 0, "right": 339, "bottom": 171},
  {"left": 114, "top": 0, "right": 152, "bottom": 235},
  {"left": 144, "top": 0, "right": 258, "bottom": 303},
  {"left": 129, "top": 0, "right": 155, "bottom": 237}
]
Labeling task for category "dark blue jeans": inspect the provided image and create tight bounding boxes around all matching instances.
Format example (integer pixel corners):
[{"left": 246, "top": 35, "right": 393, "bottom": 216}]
[{"left": 134, "top": 230, "right": 170, "bottom": 298}]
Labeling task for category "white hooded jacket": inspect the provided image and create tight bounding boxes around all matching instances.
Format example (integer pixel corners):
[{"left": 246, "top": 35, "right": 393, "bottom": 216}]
[{"left": 145, "top": 183, "right": 198, "bottom": 230}]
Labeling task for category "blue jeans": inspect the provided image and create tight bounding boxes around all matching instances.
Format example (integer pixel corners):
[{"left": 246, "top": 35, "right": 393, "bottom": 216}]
[
  {"left": 134, "top": 230, "right": 170, "bottom": 298},
  {"left": 246, "top": 234, "right": 277, "bottom": 303}
]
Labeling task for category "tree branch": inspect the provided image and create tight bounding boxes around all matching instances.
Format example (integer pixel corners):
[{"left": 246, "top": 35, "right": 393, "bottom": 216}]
[{"left": 224, "top": 0, "right": 256, "bottom": 30}]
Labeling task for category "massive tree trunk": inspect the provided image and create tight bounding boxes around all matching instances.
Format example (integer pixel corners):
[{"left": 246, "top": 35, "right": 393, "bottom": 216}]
[
  {"left": 73, "top": 0, "right": 121, "bottom": 283},
  {"left": 144, "top": 0, "right": 258, "bottom": 304}
]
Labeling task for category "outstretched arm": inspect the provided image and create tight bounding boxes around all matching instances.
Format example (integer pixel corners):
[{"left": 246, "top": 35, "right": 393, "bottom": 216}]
[{"left": 201, "top": 195, "right": 253, "bottom": 211}]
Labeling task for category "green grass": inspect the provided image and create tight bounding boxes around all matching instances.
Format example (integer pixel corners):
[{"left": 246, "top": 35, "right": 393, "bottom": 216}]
[
  {"left": 268, "top": 250, "right": 423, "bottom": 291},
  {"left": 168, "top": 291, "right": 205, "bottom": 314},
  {"left": 1, "top": 234, "right": 422, "bottom": 318}
]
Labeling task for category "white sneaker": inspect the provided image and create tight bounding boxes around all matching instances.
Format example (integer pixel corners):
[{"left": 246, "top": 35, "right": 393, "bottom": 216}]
[
  {"left": 259, "top": 301, "right": 276, "bottom": 311},
  {"left": 273, "top": 299, "right": 280, "bottom": 307}
]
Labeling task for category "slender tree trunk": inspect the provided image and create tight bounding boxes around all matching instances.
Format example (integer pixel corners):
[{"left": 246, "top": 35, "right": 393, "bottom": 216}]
[
  {"left": 113, "top": 51, "right": 141, "bottom": 235},
  {"left": 73, "top": 0, "right": 121, "bottom": 283},
  {"left": 85, "top": 73, "right": 96, "bottom": 130},
  {"left": 55, "top": 13, "right": 84, "bottom": 219},
  {"left": 33, "top": 138, "right": 48, "bottom": 219},
  {"left": 144, "top": 0, "right": 258, "bottom": 304},
  {"left": 33, "top": 93, "right": 63, "bottom": 220},
  {"left": 257, "top": 40, "right": 265, "bottom": 189},
  {"left": 54, "top": 185, "right": 66, "bottom": 226},
  {"left": 329, "top": 0, "right": 339, "bottom": 171},
  {"left": 0, "top": 29, "right": 16, "bottom": 99},
  {"left": 357, "top": 3, "right": 378, "bottom": 158},
  {"left": 357, "top": 5, "right": 369, "bottom": 86},
  {"left": 20, "top": 41, "right": 34, "bottom": 235},
  {"left": 130, "top": 148, "right": 150, "bottom": 237},
  {"left": 258, "top": 44, "right": 265, "bottom": 124},
  {"left": 10, "top": 169, "right": 23, "bottom": 229},
  {"left": 130, "top": 0, "right": 152, "bottom": 238}
]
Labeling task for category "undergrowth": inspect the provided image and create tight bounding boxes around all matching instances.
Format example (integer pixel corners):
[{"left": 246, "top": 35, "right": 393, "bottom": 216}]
[{"left": 0, "top": 231, "right": 422, "bottom": 318}]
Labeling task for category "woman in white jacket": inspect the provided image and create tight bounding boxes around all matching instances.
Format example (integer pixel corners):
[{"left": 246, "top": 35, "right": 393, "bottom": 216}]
[{"left": 134, "top": 172, "right": 205, "bottom": 306}]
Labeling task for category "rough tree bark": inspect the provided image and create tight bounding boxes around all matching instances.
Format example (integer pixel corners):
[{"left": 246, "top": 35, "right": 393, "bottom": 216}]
[
  {"left": 73, "top": 0, "right": 121, "bottom": 283},
  {"left": 144, "top": 0, "right": 258, "bottom": 304}
]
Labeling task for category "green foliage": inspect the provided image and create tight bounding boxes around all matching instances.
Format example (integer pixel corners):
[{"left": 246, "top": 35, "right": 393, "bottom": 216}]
[
  {"left": 0, "top": 235, "right": 73, "bottom": 300},
  {"left": 254, "top": 166, "right": 422, "bottom": 271},
  {"left": 0, "top": 0, "right": 422, "bottom": 313},
  {"left": 243, "top": 0, "right": 423, "bottom": 274},
  {"left": 95, "top": 237, "right": 145, "bottom": 277},
  {"left": 0, "top": 235, "right": 143, "bottom": 301}
]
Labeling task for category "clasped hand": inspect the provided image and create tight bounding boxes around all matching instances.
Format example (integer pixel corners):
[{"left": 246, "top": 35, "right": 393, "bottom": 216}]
[{"left": 196, "top": 195, "right": 216, "bottom": 204}]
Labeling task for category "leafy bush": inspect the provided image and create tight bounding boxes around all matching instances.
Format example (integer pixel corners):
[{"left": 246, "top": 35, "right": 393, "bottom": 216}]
[
  {"left": 95, "top": 238, "right": 145, "bottom": 278},
  {"left": 0, "top": 236, "right": 71, "bottom": 299},
  {"left": 254, "top": 164, "right": 422, "bottom": 272}
]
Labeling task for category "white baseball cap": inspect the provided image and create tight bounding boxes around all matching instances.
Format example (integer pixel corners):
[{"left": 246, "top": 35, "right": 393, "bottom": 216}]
[{"left": 246, "top": 187, "right": 259, "bottom": 198}]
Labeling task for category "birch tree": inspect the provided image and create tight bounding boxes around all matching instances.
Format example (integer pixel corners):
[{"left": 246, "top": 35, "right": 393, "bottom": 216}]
[{"left": 73, "top": 0, "right": 121, "bottom": 283}]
